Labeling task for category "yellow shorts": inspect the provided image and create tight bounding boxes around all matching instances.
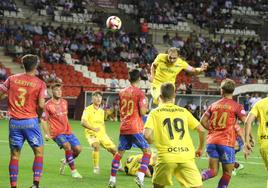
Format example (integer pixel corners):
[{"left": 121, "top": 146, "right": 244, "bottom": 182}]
[
  {"left": 86, "top": 134, "right": 116, "bottom": 150},
  {"left": 150, "top": 85, "right": 160, "bottom": 105},
  {"left": 260, "top": 147, "right": 268, "bottom": 170},
  {"left": 152, "top": 160, "right": 202, "bottom": 187}
]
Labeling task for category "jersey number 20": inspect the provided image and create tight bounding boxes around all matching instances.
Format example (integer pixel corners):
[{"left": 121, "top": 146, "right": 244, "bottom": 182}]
[{"left": 163, "top": 118, "right": 185, "bottom": 140}]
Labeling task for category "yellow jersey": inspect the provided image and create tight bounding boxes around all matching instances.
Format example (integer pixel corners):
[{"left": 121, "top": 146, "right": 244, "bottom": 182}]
[
  {"left": 125, "top": 154, "right": 156, "bottom": 175},
  {"left": 145, "top": 103, "right": 200, "bottom": 163},
  {"left": 81, "top": 104, "right": 106, "bottom": 136},
  {"left": 152, "top": 53, "right": 190, "bottom": 87},
  {"left": 249, "top": 97, "right": 268, "bottom": 147}
]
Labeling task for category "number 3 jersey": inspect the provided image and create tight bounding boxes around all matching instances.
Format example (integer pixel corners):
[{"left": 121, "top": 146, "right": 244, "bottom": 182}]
[
  {"left": 0, "top": 73, "right": 46, "bottom": 119},
  {"left": 119, "top": 85, "right": 147, "bottom": 135},
  {"left": 204, "top": 98, "right": 246, "bottom": 148},
  {"left": 145, "top": 103, "right": 200, "bottom": 163}
]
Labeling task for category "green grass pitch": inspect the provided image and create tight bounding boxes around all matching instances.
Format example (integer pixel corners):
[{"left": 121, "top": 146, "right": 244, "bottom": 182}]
[{"left": 0, "top": 119, "right": 266, "bottom": 188}]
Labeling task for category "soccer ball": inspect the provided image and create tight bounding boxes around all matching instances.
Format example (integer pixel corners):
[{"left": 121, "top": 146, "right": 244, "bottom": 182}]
[{"left": 106, "top": 16, "right": 122, "bottom": 31}]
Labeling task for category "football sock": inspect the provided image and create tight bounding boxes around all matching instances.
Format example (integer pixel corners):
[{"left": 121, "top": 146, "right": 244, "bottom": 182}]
[
  {"left": 9, "top": 159, "right": 19, "bottom": 188},
  {"left": 138, "top": 153, "right": 151, "bottom": 181},
  {"left": 111, "top": 153, "right": 122, "bottom": 177},
  {"left": 202, "top": 169, "right": 216, "bottom": 181},
  {"left": 218, "top": 173, "right": 231, "bottom": 188},
  {"left": 92, "top": 151, "right": 99, "bottom": 168},
  {"left": 33, "top": 156, "right": 43, "bottom": 184},
  {"left": 65, "top": 150, "right": 76, "bottom": 170}
]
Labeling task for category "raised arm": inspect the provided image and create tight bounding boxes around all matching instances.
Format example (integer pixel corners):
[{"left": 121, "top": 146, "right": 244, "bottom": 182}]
[{"left": 185, "top": 63, "right": 208, "bottom": 76}]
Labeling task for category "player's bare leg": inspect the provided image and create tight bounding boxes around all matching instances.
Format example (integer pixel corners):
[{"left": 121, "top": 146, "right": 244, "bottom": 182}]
[
  {"left": 30, "top": 146, "right": 44, "bottom": 188},
  {"left": 109, "top": 150, "right": 125, "bottom": 188},
  {"left": 92, "top": 142, "right": 101, "bottom": 174},
  {"left": 135, "top": 148, "right": 151, "bottom": 188},
  {"left": 201, "top": 158, "right": 219, "bottom": 181},
  {"left": 61, "top": 142, "right": 82, "bottom": 178},
  {"left": 9, "top": 149, "right": 21, "bottom": 188},
  {"left": 218, "top": 163, "right": 233, "bottom": 188}
]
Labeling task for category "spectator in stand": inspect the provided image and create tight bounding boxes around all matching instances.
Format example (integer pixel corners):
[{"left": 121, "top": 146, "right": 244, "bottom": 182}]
[
  {"left": 140, "top": 68, "right": 148, "bottom": 81},
  {"left": 178, "top": 81, "right": 187, "bottom": 94},
  {"left": 110, "top": 75, "right": 119, "bottom": 92},
  {"left": 102, "top": 60, "right": 112, "bottom": 73}
]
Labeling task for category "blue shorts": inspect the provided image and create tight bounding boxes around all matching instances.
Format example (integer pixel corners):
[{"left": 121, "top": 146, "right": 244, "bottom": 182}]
[
  {"left": 118, "top": 134, "right": 149, "bottom": 151},
  {"left": 235, "top": 136, "right": 244, "bottom": 154},
  {"left": 53, "top": 134, "right": 80, "bottom": 149},
  {"left": 206, "top": 144, "right": 235, "bottom": 164},
  {"left": 9, "top": 118, "right": 44, "bottom": 150}
]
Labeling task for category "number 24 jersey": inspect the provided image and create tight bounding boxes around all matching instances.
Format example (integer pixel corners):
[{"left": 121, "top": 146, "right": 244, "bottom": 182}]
[{"left": 145, "top": 103, "right": 200, "bottom": 163}]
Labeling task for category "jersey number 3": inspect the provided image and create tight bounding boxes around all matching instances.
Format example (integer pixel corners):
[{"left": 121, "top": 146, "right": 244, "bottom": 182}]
[
  {"left": 15, "top": 88, "right": 27, "bottom": 107},
  {"left": 163, "top": 118, "right": 185, "bottom": 140}
]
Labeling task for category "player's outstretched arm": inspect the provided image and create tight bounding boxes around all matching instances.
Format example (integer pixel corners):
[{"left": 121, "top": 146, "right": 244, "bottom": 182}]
[
  {"left": 244, "top": 113, "right": 256, "bottom": 159},
  {"left": 144, "top": 128, "right": 153, "bottom": 144},
  {"left": 81, "top": 119, "right": 100, "bottom": 132},
  {"left": 195, "top": 124, "right": 206, "bottom": 158},
  {"left": 185, "top": 62, "right": 208, "bottom": 76}
]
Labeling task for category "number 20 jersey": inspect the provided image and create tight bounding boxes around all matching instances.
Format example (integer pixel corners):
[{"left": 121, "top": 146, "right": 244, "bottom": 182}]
[
  {"left": 0, "top": 73, "right": 46, "bottom": 119},
  {"left": 204, "top": 98, "right": 246, "bottom": 148},
  {"left": 145, "top": 103, "right": 200, "bottom": 163},
  {"left": 119, "top": 85, "right": 147, "bottom": 135}
]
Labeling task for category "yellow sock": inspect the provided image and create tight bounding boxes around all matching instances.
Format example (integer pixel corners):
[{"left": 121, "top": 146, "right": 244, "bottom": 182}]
[{"left": 92, "top": 151, "right": 99, "bottom": 168}]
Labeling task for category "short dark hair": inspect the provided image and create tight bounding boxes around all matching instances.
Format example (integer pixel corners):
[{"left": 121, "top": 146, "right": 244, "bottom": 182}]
[
  {"left": 51, "top": 83, "right": 62, "bottom": 90},
  {"left": 160, "top": 83, "right": 175, "bottom": 101},
  {"left": 21, "top": 54, "right": 39, "bottom": 72},
  {"left": 128, "top": 69, "right": 140, "bottom": 83},
  {"left": 220, "top": 78, "right": 235, "bottom": 94},
  {"left": 92, "top": 90, "right": 102, "bottom": 97}
]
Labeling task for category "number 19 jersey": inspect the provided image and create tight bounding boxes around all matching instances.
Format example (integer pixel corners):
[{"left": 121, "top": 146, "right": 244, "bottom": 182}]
[
  {"left": 145, "top": 103, "right": 200, "bottom": 163},
  {"left": 0, "top": 73, "right": 46, "bottom": 119},
  {"left": 119, "top": 85, "right": 147, "bottom": 135},
  {"left": 204, "top": 98, "right": 246, "bottom": 147}
]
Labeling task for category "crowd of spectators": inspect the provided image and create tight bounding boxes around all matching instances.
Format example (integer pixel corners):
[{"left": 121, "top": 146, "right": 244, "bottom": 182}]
[
  {"left": 120, "top": 0, "right": 267, "bottom": 33},
  {"left": 165, "top": 31, "right": 268, "bottom": 83},
  {"left": 0, "top": 20, "right": 158, "bottom": 67},
  {"left": 0, "top": 0, "right": 17, "bottom": 12},
  {"left": 23, "top": 0, "right": 88, "bottom": 15}
]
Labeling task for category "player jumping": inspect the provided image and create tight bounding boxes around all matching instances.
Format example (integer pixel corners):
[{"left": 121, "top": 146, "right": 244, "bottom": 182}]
[{"left": 150, "top": 47, "right": 208, "bottom": 105}]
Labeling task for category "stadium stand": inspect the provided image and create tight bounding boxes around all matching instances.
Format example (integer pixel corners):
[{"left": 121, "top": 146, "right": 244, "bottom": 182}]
[{"left": 0, "top": 0, "right": 267, "bottom": 97}]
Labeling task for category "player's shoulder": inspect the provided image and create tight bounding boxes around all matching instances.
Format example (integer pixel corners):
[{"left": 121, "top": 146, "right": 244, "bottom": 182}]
[
  {"left": 61, "top": 98, "right": 68, "bottom": 104},
  {"left": 85, "top": 104, "right": 94, "bottom": 111},
  {"left": 45, "top": 98, "right": 53, "bottom": 107}
]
